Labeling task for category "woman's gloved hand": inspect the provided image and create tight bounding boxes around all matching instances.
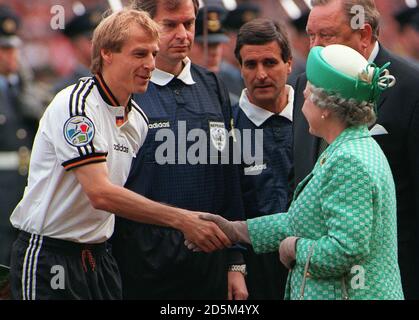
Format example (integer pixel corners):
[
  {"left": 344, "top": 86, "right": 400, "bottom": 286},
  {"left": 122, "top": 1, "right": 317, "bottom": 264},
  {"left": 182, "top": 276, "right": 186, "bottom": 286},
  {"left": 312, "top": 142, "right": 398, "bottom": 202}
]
[{"left": 184, "top": 213, "right": 250, "bottom": 251}]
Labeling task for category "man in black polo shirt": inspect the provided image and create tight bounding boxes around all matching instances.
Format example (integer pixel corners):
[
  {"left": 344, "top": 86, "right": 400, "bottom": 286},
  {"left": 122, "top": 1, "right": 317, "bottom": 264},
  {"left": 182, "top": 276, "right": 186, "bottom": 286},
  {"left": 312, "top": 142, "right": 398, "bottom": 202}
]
[
  {"left": 112, "top": 0, "right": 247, "bottom": 300},
  {"left": 232, "top": 18, "right": 294, "bottom": 299}
]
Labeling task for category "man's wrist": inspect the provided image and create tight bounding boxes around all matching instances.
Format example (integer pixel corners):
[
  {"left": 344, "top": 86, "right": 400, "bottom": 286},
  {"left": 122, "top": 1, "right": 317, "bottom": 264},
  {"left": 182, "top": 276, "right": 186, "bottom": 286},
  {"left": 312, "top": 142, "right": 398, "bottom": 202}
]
[{"left": 171, "top": 208, "right": 193, "bottom": 231}]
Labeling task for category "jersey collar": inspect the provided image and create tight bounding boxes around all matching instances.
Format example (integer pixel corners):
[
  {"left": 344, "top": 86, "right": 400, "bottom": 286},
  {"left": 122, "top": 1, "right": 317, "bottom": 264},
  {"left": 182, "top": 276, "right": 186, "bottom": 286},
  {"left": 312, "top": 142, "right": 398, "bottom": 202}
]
[
  {"left": 94, "top": 73, "right": 132, "bottom": 111},
  {"left": 368, "top": 41, "right": 380, "bottom": 63},
  {"left": 238, "top": 85, "right": 294, "bottom": 127},
  {"left": 150, "top": 57, "right": 196, "bottom": 86}
]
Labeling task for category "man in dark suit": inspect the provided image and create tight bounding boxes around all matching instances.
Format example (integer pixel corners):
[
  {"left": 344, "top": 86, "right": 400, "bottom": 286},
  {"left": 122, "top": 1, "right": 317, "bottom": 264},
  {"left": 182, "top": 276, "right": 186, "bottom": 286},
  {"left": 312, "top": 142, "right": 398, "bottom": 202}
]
[{"left": 293, "top": 0, "right": 419, "bottom": 299}]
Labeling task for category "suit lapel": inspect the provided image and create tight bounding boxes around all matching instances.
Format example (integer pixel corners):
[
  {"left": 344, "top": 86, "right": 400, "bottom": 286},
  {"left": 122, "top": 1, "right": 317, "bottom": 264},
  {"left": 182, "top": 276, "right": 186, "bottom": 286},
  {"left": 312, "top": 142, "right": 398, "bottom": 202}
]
[
  {"left": 373, "top": 46, "right": 393, "bottom": 112},
  {"left": 293, "top": 73, "right": 320, "bottom": 166}
]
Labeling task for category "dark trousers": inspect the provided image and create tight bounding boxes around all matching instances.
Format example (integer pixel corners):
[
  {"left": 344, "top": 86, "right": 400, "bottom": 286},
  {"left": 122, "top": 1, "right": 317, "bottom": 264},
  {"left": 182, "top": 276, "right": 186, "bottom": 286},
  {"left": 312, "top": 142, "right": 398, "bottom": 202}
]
[
  {"left": 244, "top": 246, "right": 288, "bottom": 300},
  {"left": 10, "top": 231, "right": 122, "bottom": 300},
  {"left": 111, "top": 221, "right": 228, "bottom": 300}
]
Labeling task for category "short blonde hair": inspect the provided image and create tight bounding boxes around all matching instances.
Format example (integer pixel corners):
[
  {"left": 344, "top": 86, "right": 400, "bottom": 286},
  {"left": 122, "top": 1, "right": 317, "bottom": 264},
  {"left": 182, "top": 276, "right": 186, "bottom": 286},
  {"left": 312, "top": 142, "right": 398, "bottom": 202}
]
[{"left": 91, "top": 8, "right": 160, "bottom": 74}]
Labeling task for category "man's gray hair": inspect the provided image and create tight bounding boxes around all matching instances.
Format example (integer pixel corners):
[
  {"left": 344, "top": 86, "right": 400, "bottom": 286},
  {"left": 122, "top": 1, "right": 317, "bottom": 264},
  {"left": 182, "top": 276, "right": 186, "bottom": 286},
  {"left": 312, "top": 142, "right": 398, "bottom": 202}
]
[
  {"left": 311, "top": 0, "right": 380, "bottom": 41},
  {"left": 310, "top": 85, "right": 376, "bottom": 126}
]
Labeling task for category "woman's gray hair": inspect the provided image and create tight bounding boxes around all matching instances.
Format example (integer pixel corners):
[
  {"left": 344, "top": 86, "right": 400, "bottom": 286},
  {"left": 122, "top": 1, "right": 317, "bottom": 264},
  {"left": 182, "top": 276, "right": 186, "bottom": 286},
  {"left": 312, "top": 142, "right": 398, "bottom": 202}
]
[{"left": 310, "top": 85, "right": 376, "bottom": 126}]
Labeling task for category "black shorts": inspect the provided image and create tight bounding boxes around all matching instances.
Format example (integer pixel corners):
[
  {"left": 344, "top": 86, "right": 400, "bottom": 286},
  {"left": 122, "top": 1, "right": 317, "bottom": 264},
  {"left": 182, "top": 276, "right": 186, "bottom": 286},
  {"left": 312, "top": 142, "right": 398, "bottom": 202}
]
[
  {"left": 111, "top": 221, "right": 228, "bottom": 299},
  {"left": 10, "top": 231, "right": 122, "bottom": 300}
]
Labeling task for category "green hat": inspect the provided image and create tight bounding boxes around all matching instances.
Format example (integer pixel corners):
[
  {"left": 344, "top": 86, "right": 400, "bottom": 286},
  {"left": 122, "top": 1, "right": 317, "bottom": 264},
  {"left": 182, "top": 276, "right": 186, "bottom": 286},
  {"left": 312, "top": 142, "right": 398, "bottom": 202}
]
[{"left": 306, "top": 44, "right": 395, "bottom": 104}]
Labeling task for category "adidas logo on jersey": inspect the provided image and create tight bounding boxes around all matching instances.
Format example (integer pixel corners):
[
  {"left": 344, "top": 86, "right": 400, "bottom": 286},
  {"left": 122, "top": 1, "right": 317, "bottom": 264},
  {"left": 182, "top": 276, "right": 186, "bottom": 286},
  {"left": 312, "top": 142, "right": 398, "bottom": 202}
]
[
  {"left": 148, "top": 121, "right": 170, "bottom": 129},
  {"left": 114, "top": 144, "right": 129, "bottom": 153},
  {"left": 244, "top": 163, "right": 267, "bottom": 176}
]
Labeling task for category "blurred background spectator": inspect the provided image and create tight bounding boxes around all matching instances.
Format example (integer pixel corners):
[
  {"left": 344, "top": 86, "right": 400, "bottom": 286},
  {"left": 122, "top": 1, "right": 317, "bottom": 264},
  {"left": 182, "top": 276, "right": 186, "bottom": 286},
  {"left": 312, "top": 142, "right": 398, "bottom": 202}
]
[
  {"left": 190, "top": 6, "right": 230, "bottom": 74},
  {"left": 190, "top": 5, "right": 242, "bottom": 104}
]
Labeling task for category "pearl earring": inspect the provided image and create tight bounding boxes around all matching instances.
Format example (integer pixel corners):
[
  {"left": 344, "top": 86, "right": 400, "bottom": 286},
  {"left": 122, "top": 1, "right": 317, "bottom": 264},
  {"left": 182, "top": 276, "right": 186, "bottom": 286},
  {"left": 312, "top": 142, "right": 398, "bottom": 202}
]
[{"left": 321, "top": 115, "right": 325, "bottom": 119}]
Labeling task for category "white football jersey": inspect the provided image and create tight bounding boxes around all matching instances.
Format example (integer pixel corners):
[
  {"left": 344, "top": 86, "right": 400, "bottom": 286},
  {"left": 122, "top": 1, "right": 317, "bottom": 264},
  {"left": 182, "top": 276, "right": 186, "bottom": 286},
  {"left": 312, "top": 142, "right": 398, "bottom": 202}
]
[{"left": 10, "top": 76, "right": 148, "bottom": 243}]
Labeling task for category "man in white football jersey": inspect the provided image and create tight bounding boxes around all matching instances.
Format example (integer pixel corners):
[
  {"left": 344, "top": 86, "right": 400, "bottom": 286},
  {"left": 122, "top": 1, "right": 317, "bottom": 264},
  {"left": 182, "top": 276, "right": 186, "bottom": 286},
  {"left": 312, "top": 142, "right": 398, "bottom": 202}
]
[{"left": 8, "top": 8, "right": 230, "bottom": 300}]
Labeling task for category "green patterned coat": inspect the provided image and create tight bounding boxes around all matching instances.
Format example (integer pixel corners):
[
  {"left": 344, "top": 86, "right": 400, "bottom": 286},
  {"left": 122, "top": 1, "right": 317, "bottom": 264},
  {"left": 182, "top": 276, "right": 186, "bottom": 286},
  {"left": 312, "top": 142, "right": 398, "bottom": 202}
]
[{"left": 248, "top": 126, "right": 404, "bottom": 300}]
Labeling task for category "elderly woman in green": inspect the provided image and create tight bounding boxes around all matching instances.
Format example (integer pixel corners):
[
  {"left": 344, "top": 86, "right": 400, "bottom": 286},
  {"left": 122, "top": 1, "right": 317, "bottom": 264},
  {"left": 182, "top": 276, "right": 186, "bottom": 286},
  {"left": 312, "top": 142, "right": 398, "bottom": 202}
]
[{"left": 187, "top": 44, "right": 404, "bottom": 300}]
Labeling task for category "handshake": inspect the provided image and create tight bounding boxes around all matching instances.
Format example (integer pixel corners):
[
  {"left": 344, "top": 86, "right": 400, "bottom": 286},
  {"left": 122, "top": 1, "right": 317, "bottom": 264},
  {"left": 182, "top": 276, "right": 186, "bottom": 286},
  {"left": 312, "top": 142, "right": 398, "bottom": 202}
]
[
  {"left": 182, "top": 213, "right": 299, "bottom": 270},
  {"left": 182, "top": 213, "right": 250, "bottom": 252}
]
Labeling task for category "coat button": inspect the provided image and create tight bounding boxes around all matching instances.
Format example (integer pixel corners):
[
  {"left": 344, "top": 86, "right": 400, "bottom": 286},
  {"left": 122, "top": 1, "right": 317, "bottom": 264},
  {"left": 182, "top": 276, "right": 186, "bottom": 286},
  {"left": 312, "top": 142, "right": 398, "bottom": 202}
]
[{"left": 320, "top": 157, "right": 326, "bottom": 165}]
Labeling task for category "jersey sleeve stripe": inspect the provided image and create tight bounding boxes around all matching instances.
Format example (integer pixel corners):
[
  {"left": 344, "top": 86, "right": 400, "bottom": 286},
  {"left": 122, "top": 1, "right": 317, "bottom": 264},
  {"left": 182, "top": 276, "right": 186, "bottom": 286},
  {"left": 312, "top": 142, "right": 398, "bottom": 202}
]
[
  {"left": 69, "top": 80, "right": 88, "bottom": 157},
  {"left": 62, "top": 153, "right": 108, "bottom": 171},
  {"left": 89, "top": 142, "right": 95, "bottom": 154},
  {"left": 74, "top": 79, "right": 94, "bottom": 116},
  {"left": 67, "top": 78, "right": 96, "bottom": 158},
  {"left": 80, "top": 81, "right": 95, "bottom": 116},
  {"left": 131, "top": 102, "right": 149, "bottom": 125},
  {"left": 77, "top": 146, "right": 84, "bottom": 157},
  {"left": 78, "top": 81, "right": 96, "bottom": 155},
  {"left": 69, "top": 80, "right": 84, "bottom": 116}
]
